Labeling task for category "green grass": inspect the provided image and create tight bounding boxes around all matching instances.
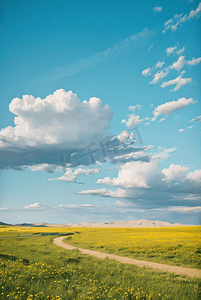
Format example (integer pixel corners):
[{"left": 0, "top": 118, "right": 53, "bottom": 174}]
[
  {"left": 0, "top": 228, "right": 201, "bottom": 299},
  {"left": 63, "top": 227, "right": 201, "bottom": 269}
]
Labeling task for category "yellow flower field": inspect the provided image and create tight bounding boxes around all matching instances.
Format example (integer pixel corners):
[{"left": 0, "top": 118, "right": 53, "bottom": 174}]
[{"left": 0, "top": 225, "right": 201, "bottom": 299}]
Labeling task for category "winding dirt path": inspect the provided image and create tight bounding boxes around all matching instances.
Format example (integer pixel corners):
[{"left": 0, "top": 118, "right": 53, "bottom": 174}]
[{"left": 53, "top": 236, "right": 201, "bottom": 278}]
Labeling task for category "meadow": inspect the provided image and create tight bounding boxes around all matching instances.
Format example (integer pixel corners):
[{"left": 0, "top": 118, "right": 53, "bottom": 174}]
[
  {"left": 0, "top": 226, "right": 201, "bottom": 300},
  {"left": 63, "top": 226, "right": 201, "bottom": 269}
]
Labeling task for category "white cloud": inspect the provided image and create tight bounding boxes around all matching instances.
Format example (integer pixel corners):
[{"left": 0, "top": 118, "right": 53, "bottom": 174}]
[
  {"left": 30, "top": 164, "right": 60, "bottom": 173},
  {"left": 176, "top": 46, "right": 185, "bottom": 55},
  {"left": 148, "top": 44, "right": 153, "bottom": 50},
  {"left": 78, "top": 188, "right": 127, "bottom": 198},
  {"left": 94, "top": 159, "right": 201, "bottom": 199},
  {"left": 188, "top": 2, "right": 201, "bottom": 18},
  {"left": 117, "top": 130, "right": 135, "bottom": 144},
  {"left": 145, "top": 117, "right": 149, "bottom": 121},
  {"left": 126, "top": 114, "right": 144, "bottom": 127},
  {"left": 166, "top": 46, "right": 177, "bottom": 55},
  {"left": 161, "top": 74, "right": 192, "bottom": 91},
  {"left": 24, "top": 203, "right": 43, "bottom": 209},
  {"left": 187, "top": 125, "right": 193, "bottom": 129},
  {"left": 144, "top": 122, "right": 150, "bottom": 125},
  {"left": 187, "top": 56, "right": 201, "bottom": 66},
  {"left": 96, "top": 160, "right": 161, "bottom": 188},
  {"left": 163, "top": 2, "right": 201, "bottom": 33},
  {"left": 170, "top": 55, "right": 186, "bottom": 71},
  {"left": 121, "top": 119, "right": 127, "bottom": 124},
  {"left": 142, "top": 68, "right": 152, "bottom": 77},
  {"left": 150, "top": 68, "right": 169, "bottom": 84},
  {"left": 155, "top": 61, "right": 165, "bottom": 69},
  {"left": 153, "top": 7, "right": 162, "bottom": 12},
  {"left": 128, "top": 104, "right": 143, "bottom": 111},
  {"left": 170, "top": 55, "right": 201, "bottom": 71},
  {"left": 186, "top": 170, "right": 201, "bottom": 186},
  {"left": 177, "top": 129, "right": 184, "bottom": 133},
  {"left": 0, "top": 89, "right": 113, "bottom": 170},
  {"left": 159, "top": 118, "right": 165, "bottom": 122},
  {"left": 162, "top": 164, "right": 188, "bottom": 182},
  {"left": 190, "top": 115, "right": 201, "bottom": 123},
  {"left": 49, "top": 167, "right": 101, "bottom": 182},
  {"left": 2, "top": 201, "right": 201, "bottom": 225},
  {"left": 6, "top": 89, "right": 112, "bottom": 146},
  {"left": 152, "top": 97, "right": 195, "bottom": 119}
]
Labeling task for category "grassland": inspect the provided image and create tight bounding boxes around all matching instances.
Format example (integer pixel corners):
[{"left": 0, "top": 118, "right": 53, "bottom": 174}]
[
  {"left": 63, "top": 226, "right": 201, "bottom": 269},
  {"left": 0, "top": 226, "right": 201, "bottom": 299}
]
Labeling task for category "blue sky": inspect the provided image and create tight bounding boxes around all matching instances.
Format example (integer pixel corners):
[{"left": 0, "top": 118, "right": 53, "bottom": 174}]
[{"left": 0, "top": 0, "right": 201, "bottom": 225}]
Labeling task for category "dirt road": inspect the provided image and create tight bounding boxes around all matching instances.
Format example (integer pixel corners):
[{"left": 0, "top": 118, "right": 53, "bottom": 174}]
[{"left": 53, "top": 236, "right": 201, "bottom": 278}]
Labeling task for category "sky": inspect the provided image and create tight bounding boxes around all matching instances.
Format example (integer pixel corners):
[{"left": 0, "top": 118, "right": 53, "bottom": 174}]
[{"left": 0, "top": 0, "right": 201, "bottom": 225}]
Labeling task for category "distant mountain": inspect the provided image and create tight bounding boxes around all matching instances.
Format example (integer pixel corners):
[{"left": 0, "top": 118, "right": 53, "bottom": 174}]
[
  {"left": 65, "top": 219, "right": 188, "bottom": 227},
  {"left": 13, "top": 223, "right": 47, "bottom": 227},
  {"left": 2, "top": 219, "right": 192, "bottom": 227},
  {"left": 0, "top": 221, "right": 11, "bottom": 226}
]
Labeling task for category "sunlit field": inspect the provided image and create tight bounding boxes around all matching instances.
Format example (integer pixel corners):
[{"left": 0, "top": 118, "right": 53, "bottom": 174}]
[
  {"left": 0, "top": 226, "right": 201, "bottom": 299},
  {"left": 63, "top": 226, "right": 201, "bottom": 269}
]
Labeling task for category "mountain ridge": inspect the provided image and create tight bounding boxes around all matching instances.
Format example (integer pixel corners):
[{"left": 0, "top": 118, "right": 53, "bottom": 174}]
[{"left": 0, "top": 219, "right": 194, "bottom": 227}]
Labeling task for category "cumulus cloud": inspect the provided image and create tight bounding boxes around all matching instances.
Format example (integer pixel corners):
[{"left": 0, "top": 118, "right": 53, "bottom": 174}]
[
  {"left": 153, "top": 7, "right": 162, "bottom": 12},
  {"left": 187, "top": 56, "right": 201, "bottom": 66},
  {"left": 161, "top": 73, "right": 192, "bottom": 91},
  {"left": 48, "top": 168, "right": 101, "bottom": 182},
  {"left": 170, "top": 55, "right": 201, "bottom": 71},
  {"left": 162, "top": 164, "right": 188, "bottom": 182},
  {"left": 0, "top": 89, "right": 113, "bottom": 170},
  {"left": 117, "top": 131, "right": 135, "bottom": 144},
  {"left": 126, "top": 114, "right": 144, "bottom": 127},
  {"left": 94, "top": 160, "right": 201, "bottom": 197},
  {"left": 152, "top": 97, "right": 196, "bottom": 120},
  {"left": 155, "top": 61, "right": 165, "bottom": 69},
  {"left": 96, "top": 160, "right": 161, "bottom": 188},
  {"left": 24, "top": 203, "right": 44, "bottom": 209},
  {"left": 150, "top": 68, "right": 169, "bottom": 84},
  {"left": 177, "top": 129, "right": 184, "bottom": 133},
  {"left": 159, "top": 118, "right": 165, "bottom": 122},
  {"left": 170, "top": 55, "right": 186, "bottom": 71},
  {"left": 190, "top": 115, "right": 201, "bottom": 123},
  {"left": 7, "top": 89, "right": 112, "bottom": 146},
  {"left": 121, "top": 119, "right": 127, "bottom": 124},
  {"left": 186, "top": 169, "right": 201, "bottom": 185},
  {"left": 142, "top": 68, "right": 152, "bottom": 77},
  {"left": 166, "top": 46, "right": 177, "bottom": 55},
  {"left": 163, "top": 2, "right": 201, "bottom": 33}
]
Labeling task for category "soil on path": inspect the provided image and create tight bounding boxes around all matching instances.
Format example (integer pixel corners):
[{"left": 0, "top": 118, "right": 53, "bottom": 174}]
[{"left": 53, "top": 236, "right": 201, "bottom": 278}]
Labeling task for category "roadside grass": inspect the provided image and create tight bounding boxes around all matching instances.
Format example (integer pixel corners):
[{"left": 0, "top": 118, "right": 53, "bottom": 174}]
[
  {"left": 62, "top": 226, "right": 201, "bottom": 269},
  {"left": 0, "top": 226, "right": 200, "bottom": 299}
]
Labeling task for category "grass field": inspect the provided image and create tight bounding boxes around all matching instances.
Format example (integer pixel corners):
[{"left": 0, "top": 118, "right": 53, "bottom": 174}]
[
  {"left": 63, "top": 226, "right": 201, "bottom": 269},
  {"left": 0, "top": 226, "right": 201, "bottom": 299}
]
